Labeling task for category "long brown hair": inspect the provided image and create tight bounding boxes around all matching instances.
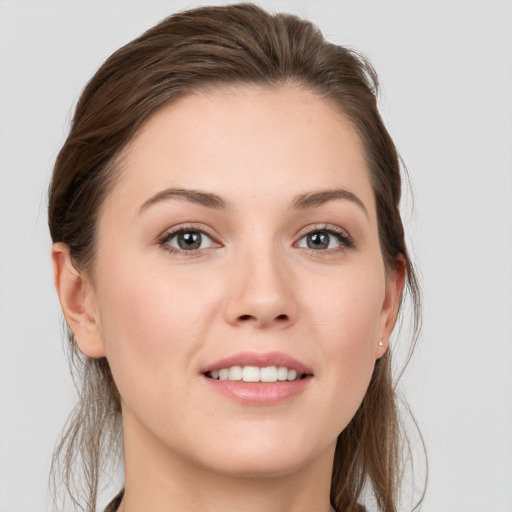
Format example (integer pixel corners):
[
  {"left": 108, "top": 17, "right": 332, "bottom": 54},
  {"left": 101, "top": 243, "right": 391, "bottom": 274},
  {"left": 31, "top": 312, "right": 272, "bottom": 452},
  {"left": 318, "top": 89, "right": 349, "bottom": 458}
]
[{"left": 48, "top": 4, "right": 423, "bottom": 511}]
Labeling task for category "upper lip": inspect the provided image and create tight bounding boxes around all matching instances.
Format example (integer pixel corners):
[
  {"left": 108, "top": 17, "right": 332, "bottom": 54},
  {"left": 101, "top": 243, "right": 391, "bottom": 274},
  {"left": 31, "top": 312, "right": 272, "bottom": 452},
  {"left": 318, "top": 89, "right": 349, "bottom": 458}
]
[{"left": 201, "top": 351, "right": 313, "bottom": 375}]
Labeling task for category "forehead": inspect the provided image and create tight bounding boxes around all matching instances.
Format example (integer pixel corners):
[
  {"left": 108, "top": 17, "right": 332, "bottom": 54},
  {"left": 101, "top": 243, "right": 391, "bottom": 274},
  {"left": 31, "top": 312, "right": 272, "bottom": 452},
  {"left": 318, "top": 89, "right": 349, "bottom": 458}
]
[{"left": 109, "top": 85, "right": 375, "bottom": 218}]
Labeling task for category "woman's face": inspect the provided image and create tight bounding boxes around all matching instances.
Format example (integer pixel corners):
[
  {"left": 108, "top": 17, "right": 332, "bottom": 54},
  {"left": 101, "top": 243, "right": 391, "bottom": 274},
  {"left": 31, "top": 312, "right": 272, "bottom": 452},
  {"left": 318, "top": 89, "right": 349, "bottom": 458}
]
[{"left": 77, "top": 86, "right": 401, "bottom": 478}]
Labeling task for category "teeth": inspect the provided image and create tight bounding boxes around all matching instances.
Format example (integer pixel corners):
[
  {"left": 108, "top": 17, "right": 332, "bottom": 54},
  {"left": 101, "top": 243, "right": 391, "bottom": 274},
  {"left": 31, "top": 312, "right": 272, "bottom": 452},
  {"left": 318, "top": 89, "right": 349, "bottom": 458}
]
[
  {"left": 228, "top": 365, "right": 243, "bottom": 381},
  {"left": 208, "top": 365, "right": 303, "bottom": 382},
  {"left": 242, "top": 366, "right": 260, "bottom": 382},
  {"left": 276, "top": 366, "right": 288, "bottom": 381},
  {"left": 260, "top": 366, "right": 277, "bottom": 382},
  {"left": 287, "top": 369, "right": 297, "bottom": 381}
]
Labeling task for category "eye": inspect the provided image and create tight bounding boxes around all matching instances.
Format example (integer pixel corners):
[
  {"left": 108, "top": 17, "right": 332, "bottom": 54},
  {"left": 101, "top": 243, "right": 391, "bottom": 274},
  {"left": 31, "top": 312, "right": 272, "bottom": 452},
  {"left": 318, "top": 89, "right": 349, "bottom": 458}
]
[
  {"left": 160, "top": 228, "right": 217, "bottom": 253},
  {"left": 296, "top": 227, "right": 353, "bottom": 251}
]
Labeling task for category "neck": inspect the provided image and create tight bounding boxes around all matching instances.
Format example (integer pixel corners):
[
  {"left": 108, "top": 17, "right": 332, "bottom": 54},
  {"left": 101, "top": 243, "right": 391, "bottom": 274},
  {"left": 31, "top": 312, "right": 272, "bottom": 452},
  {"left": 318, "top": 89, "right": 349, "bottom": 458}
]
[{"left": 118, "top": 411, "right": 336, "bottom": 512}]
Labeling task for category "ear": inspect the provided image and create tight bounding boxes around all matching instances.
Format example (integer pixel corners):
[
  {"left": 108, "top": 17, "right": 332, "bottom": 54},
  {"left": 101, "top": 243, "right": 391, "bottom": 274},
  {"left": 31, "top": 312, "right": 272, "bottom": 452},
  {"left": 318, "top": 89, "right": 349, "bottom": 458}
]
[
  {"left": 376, "top": 255, "right": 406, "bottom": 359},
  {"left": 52, "top": 242, "right": 106, "bottom": 358}
]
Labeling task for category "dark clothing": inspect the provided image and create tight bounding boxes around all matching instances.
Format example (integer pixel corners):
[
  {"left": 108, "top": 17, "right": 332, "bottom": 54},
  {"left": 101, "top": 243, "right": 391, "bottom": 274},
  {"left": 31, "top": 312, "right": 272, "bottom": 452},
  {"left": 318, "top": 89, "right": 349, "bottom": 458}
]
[
  {"left": 103, "top": 488, "right": 366, "bottom": 511},
  {"left": 104, "top": 489, "right": 124, "bottom": 512}
]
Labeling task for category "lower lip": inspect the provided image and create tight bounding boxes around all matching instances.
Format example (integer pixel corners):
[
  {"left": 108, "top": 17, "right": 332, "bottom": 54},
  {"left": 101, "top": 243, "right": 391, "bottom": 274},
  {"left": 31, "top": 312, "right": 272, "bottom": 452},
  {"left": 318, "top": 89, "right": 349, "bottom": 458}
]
[{"left": 202, "top": 375, "right": 311, "bottom": 405}]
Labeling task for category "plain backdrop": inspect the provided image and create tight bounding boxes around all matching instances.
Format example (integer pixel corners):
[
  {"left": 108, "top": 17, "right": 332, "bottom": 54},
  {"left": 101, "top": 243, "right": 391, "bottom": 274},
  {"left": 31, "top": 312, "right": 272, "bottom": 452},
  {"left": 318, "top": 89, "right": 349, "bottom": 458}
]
[{"left": 1, "top": 1, "right": 511, "bottom": 511}]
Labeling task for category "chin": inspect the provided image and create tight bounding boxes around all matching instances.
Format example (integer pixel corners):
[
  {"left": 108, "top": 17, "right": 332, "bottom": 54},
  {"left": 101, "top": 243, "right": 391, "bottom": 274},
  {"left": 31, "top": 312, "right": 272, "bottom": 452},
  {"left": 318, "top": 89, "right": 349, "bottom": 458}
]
[{"left": 189, "top": 427, "right": 334, "bottom": 479}]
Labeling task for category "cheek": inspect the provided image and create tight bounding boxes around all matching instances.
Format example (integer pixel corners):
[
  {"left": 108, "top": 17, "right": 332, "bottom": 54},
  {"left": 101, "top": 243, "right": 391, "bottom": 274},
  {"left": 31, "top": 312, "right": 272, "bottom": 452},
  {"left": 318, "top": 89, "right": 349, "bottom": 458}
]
[
  {"left": 308, "top": 262, "right": 385, "bottom": 346},
  {"left": 93, "top": 258, "right": 218, "bottom": 407},
  {"left": 305, "top": 264, "right": 384, "bottom": 421}
]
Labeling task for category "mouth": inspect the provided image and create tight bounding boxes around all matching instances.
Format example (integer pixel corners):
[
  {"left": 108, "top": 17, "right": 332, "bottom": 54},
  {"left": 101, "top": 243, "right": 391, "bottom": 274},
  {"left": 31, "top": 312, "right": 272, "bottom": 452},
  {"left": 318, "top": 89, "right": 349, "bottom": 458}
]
[
  {"left": 201, "top": 351, "right": 313, "bottom": 381},
  {"left": 201, "top": 352, "right": 313, "bottom": 404}
]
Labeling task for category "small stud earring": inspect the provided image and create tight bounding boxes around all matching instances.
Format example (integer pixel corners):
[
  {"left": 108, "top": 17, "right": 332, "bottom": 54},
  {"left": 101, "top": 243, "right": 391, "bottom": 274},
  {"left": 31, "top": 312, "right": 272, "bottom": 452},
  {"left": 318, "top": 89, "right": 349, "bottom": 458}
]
[{"left": 378, "top": 340, "right": 384, "bottom": 347}]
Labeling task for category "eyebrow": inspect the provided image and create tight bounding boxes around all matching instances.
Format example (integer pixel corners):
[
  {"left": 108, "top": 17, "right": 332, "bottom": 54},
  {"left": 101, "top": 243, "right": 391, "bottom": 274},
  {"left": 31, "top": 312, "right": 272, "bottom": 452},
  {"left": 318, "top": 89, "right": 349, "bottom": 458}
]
[
  {"left": 292, "top": 188, "right": 369, "bottom": 217},
  {"left": 137, "top": 186, "right": 368, "bottom": 217},
  {"left": 137, "top": 188, "right": 230, "bottom": 214}
]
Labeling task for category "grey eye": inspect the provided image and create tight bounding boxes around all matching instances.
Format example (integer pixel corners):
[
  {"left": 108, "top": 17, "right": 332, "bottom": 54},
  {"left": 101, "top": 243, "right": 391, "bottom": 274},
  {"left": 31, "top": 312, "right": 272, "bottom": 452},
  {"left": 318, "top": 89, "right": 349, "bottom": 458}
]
[
  {"left": 166, "top": 230, "right": 214, "bottom": 251},
  {"left": 297, "top": 231, "right": 342, "bottom": 250}
]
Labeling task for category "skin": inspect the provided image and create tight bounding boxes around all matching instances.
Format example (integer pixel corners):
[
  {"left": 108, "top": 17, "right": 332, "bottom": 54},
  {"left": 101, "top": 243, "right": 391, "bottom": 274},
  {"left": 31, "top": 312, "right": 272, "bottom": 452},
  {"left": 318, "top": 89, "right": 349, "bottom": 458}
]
[{"left": 53, "top": 86, "right": 404, "bottom": 512}]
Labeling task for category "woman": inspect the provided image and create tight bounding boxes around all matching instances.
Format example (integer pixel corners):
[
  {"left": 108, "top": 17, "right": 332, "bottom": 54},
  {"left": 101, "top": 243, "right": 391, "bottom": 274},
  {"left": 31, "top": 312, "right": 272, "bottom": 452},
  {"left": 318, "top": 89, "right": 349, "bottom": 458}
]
[{"left": 48, "top": 3, "right": 422, "bottom": 512}]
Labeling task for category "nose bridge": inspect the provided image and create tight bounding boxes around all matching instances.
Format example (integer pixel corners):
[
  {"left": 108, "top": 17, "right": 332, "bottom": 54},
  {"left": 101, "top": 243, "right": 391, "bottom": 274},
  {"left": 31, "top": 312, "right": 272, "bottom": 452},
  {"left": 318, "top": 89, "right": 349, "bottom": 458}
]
[{"left": 225, "top": 233, "right": 297, "bottom": 328}]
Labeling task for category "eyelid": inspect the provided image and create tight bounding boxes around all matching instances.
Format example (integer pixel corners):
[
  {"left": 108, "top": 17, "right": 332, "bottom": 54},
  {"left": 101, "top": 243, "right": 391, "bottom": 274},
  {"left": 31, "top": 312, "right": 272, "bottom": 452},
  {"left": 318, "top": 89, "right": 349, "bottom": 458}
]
[
  {"left": 294, "top": 223, "right": 355, "bottom": 251},
  {"left": 296, "top": 223, "right": 352, "bottom": 241},
  {"left": 158, "top": 224, "right": 222, "bottom": 254}
]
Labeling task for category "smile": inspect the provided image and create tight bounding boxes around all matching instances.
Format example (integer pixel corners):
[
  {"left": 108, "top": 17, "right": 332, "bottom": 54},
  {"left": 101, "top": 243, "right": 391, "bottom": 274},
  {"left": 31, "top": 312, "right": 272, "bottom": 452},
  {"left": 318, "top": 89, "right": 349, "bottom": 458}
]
[
  {"left": 206, "top": 365, "right": 306, "bottom": 382},
  {"left": 201, "top": 352, "right": 313, "bottom": 405}
]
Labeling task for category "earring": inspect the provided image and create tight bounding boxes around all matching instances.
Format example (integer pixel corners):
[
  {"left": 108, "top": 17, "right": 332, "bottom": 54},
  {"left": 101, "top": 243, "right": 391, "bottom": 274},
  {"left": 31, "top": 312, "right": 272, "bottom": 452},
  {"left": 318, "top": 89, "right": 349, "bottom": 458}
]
[{"left": 378, "top": 340, "right": 384, "bottom": 347}]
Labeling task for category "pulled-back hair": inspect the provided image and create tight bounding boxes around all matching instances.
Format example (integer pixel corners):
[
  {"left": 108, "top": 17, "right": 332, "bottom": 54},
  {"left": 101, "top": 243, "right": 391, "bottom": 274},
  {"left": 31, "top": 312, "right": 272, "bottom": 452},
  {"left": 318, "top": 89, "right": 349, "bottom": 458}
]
[{"left": 48, "top": 4, "right": 423, "bottom": 511}]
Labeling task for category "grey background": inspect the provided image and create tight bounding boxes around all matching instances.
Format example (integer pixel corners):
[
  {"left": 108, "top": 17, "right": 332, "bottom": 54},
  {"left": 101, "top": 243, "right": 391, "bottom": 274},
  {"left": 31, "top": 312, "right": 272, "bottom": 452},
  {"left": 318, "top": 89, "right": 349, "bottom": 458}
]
[{"left": 1, "top": 1, "right": 511, "bottom": 511}]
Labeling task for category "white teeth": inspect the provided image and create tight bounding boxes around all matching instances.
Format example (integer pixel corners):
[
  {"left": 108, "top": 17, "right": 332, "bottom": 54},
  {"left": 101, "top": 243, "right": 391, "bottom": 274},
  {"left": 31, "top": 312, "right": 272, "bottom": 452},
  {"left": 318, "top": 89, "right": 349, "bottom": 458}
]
[
  {"left": 277, "top": 366, "right": 288, "bottom": 381},
  {"left": 228, "top": 365, "right": 243, "bottom": 381},
  {"left": 287, "top": 369, "right": 297, "bottom": 381},
  {"left": 208, "top": 365, "right": 303, "bottom": 382},
  {"left": 242, "top": 366, "right": 260, "bottom": 382},
  {"left": 260, "top": 366, "right": 277, "bottom": 382}
]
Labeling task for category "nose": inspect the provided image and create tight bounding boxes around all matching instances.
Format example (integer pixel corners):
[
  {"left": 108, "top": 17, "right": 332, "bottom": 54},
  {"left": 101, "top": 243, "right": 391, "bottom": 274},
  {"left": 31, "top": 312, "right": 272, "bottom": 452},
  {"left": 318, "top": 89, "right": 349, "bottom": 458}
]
[{"left": 224, "top": 245, "right": 298, "bottom": 329}]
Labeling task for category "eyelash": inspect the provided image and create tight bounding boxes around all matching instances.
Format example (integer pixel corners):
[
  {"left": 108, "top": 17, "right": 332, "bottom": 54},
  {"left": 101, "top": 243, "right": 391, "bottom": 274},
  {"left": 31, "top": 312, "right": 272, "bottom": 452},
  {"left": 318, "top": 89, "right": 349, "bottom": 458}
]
[
  {"left": 298, "top": 224, "right": 355, "bottom": 254},
  {"left": 158, "top": 224, "right": 218, "bottom": 256},
  {"left": 157, "top": 223, "right": 354, "bottom": 256}
]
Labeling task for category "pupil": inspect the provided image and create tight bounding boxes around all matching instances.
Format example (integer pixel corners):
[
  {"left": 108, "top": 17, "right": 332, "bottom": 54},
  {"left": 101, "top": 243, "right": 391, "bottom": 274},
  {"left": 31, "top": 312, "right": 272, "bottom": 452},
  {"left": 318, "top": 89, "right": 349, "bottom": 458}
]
[
  {"left": 178, "top": 231, "right": 201, "bottom": 250},
  {"left": 308, "top": 232, "right": 329, "bottom": 250}
]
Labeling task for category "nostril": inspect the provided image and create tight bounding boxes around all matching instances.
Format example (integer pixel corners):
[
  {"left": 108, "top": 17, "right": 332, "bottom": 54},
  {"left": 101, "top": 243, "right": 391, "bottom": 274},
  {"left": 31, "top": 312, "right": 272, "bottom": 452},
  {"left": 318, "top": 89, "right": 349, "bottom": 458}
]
[{"left": 236, "top": 313, "right": 289, "bottom": 324}]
